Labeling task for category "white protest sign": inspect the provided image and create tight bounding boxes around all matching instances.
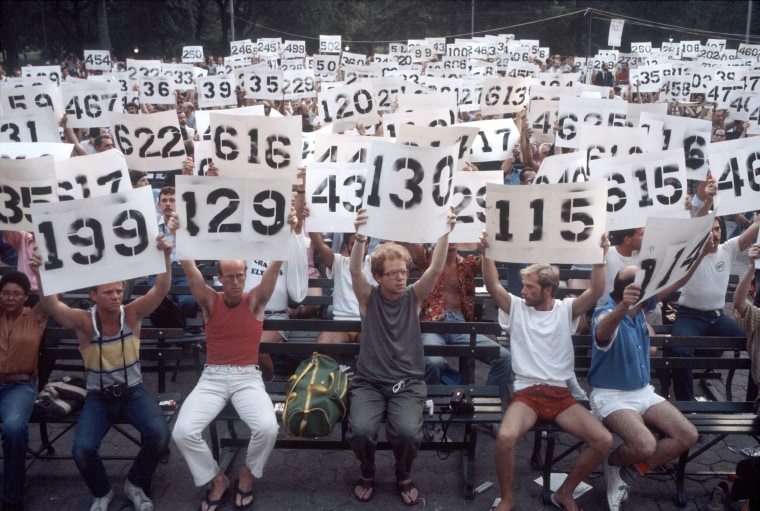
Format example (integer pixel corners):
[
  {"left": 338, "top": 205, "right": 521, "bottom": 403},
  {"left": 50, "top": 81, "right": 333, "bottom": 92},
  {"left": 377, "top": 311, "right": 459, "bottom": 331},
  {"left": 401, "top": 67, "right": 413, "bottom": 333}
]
[
  {"left": 397, "top": 90, "right": 458, "bottom": 126},
  {"left": 32, "top": 187, "right": 163, "bottom": 295},
  {"left": 231, "top": 39, "right": 254, "bottom": 58},
  {"left": 588, "top": 148, "right": 690, "bottom": 230},
  {"left": 633, "top": 212, "right": 715, "bottom": 307},
  {"left": 196, "top": 75, "right": 237, "bottom": 109},
  {"left": 83, "top": 50, "right": 112, "bottom": 72},
  {"left": 748, "top": 96, "right": 760, "bottom": 135},
  {"left": 313, "top": 55, "right": 340, "bottom": 81},
  {"left": 480, "top": 76, "right": 531, "bottom": 115},
  {"left": 639, "top": 112, "right": 712, "bottom": 179},
  {"left": 54, "top": 149, "right": 130, "bottom": 201},
  {"left": 465, "top": 119, "right": 520, "bottom": 164},
  {"left": 243, "top": 68, "right": 284, "bottom": 100},
  {"left": 535, "top": 152, "right": 588, "bottom": 184},
  {"left": 484, "top": 181, "right": 607, "bottom": 264},
  {"left": 631, "top": 42, "right": 652, "bottom": 54},
  {"left": 175, "top": 175, "right": 292, "bottom": 260},
  {"left": 358, "top": 141, "right": 459, "bottom": 243},
  {"left": 450, "top": 170, "right": 502, "bottom": 243},
  {"left": 738, "top": 44, "right": 760, "bottom": 59},
  {"left": 382, "top": 107, "right": 453, "bottom": 139},
  {"left": 0, "top": 155, "right": 58, "bottom": 231},
  {"left": 126, "top": 59, "right": 162, "bottom": 82},
  {"left": 629, "top": 64, "right": 671, "bottom": 93},
  {"left": 319, "top": 35, "right": 342, "bottom": 54},
  {"left": 22, "top": 65, "right": 62, "bottom": 86},
  {"left": 608, "top": 19, "right": 625, "bottom": 47},
  {"left": 0, "top": 109, "right": 60, "bottom": 143},
  {"left": 191, "top": 140, "right": 215, "bottom": 176},
  {"left": 0, "top": 82, "right": 63, "bottom": 120},
  {"left": 459, "top": 76, "right": 485, "bottom": 112},
  {"left": 578, "top": 125, "right": 647, "bottom": 168},
  {"left": 318, "top": 81, "right": 377, "bottom": 132},
  {"left": 282, "top": 69, "right": 317, "bottom": 100},
  {"left": 283, "top": 40, "right": 306, "bottom": 58},
  {"left": 194, "top": 105, "right": 265, "bottom": 142},
  {"left": 208, "top": 112, "right": 301, "bottom": 177},
  {"left": 396, "top": 124, "right": 480, "bottom": 171},
  {"left": 304, "top": 162, "right": 366, "bottom": 232},
  {"left": 310, "top": 133, "right": 372, "bottom": 165},
  {"left": 555, "top": 97, "right": 628, "bottom": 149},
  {"left": 162, "top": 63, "right": 196, "bottom": 91},
  {"left": 705, "top": 81, "right": 745, "bottom": 109},
  {"left": 61, "top": 80, "right": 122, "bottom": 128},
  {"left": 139, "top": 76, "right": 176, "bottom": 105},
  {"left": 527, "top": 99, "right": 559, "bottom": 145},
  {"left": 505, "top": 61, "right": 539, "bottom": 78},
  {"left": 680, "top": 41, "right": 701, "bottom": 59},
  {"left": 181, "top": 46, "right": 204, "bottom": 63},
  {"left": 0, "top": 142, "right": 73, "bottom": 161},
  {"left": 725, "top": 90, "right": 756, "bottom": 122},
  {"left": 110, "top": 110, "right": 186, "bottom": 172},
  {"left": 709, "top": 138, "right": 760, "bottom": 217}
]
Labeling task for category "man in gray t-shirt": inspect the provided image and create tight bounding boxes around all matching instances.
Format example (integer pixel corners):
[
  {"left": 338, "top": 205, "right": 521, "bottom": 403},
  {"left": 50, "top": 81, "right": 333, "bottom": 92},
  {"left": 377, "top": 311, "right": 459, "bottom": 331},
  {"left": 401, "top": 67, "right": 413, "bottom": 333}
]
[{"left": 346, "top": 207, "right": 455, "bottom": 506}]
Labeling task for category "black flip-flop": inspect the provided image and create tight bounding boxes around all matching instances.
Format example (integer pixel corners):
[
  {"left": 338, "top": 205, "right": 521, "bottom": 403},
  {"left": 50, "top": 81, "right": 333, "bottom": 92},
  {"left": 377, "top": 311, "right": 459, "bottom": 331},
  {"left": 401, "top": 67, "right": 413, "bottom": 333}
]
[
  {"left": 398, "top": 480, "right": 420, "bottom": 506},
  {"left": 354, "top": 477, "right": 374, "bottom": 502},
  {"left": 198, "top": 489, "right": 228, "bottom": 511},
  {"left": 234, "top": 479, "right": 254, "bottom": 511}
]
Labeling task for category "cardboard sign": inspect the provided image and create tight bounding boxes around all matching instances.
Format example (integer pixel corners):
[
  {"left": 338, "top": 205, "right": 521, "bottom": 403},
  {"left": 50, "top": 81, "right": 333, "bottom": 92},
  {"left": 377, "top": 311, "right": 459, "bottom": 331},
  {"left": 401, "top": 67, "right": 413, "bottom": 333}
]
[
  {"left": 535, "top": 153, "right": 588, "bottom": 184},
  {"left": 450, "top": 170, "right": 502, "bottom": 243},
  {"left": 305, "top": 162, "right": 366, "bottom": 232},
  {"left": 358, "top": 141, "right": 459, "bottom": 243},
  {"left": 175, "top": 175, "right": 292, "bottom": 260},
  {"left": 110, "top": 110, "right": 186, "bottom": 172},
  {"left": 484, "top": 180, "right": 607, "bottom": 264},
  {"left": 318, "top": 81, "right": 377, "bottom": 132},
  {"left": 54, "top": 149, "right": 131, "bottom": 201},
  {"left": 396, "top": 124, "right": 480, "bottom": 171},
  {"left": 197, "top": 75, "right": 237, "bottom": 109},
  {"left": 61, "top": 80, "right": 123, "bottom": 128},
  {"left": 464, "top": 118, "right": 520, "bottom": 164},
  {"left": 708, "top": 138, "right": 760, "bottom": 217},
  {"left": 0, "top": 109, "right": 60, "bottom": 143},
  {"left": 0, "top": 155, "right": 58, "bottom": 231},
  {"left": 633, "top": 212, "right": 715, "bottom": 307},
  {"left": 480, "top": 76, "right": 531, "bottom": 115},
  {"left": 588, "top": 149, "right": 690, "bottom": 230},
  {"left": 0, "top": 142, "right": 73, "bottom": 161},
  {"left": 32, "top": 187, "right": 164, "bottom": 295}
]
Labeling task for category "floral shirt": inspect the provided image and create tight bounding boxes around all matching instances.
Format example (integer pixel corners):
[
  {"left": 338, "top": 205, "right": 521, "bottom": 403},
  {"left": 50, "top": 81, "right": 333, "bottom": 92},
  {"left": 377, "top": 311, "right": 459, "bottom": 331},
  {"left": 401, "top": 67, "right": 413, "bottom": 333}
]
[{"left": 415, "top": 247, "right": 481, "bottom": 322}]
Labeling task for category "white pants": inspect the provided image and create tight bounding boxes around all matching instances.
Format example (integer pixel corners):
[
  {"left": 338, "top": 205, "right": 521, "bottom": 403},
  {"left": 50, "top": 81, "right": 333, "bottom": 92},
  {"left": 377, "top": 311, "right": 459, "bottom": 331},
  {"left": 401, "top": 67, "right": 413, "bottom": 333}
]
[{"left": 172, "top": 364, "right": 278, "bottom": 486}]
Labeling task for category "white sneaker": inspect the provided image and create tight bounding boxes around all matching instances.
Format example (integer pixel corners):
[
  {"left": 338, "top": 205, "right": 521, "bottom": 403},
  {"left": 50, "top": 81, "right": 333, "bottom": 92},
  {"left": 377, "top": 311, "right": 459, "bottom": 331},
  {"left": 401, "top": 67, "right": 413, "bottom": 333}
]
[
  {"left": 89, "top": 489, "right": 113, "bottom": 511},
  {"left": 603, "top": 458, "right": 630, "bottom": 511},
  {"left": 124, "top": 478, "right": 154, "bottom": 511}
]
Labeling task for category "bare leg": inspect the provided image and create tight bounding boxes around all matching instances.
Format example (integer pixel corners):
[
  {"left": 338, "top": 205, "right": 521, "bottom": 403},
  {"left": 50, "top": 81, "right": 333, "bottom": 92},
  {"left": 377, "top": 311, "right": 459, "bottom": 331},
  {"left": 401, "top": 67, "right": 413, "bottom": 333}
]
[
  {"left": 258, "top": 330, "right": 283, "bottom": 382},
  {"left": 235, "top": 465, "right": 254, "bottom": 508},
  {"left": 493, "top": 402, "right": 538, "bottom": 511},
  {"left": 553, "top": 404, "right": 613, "bottom": 511}
]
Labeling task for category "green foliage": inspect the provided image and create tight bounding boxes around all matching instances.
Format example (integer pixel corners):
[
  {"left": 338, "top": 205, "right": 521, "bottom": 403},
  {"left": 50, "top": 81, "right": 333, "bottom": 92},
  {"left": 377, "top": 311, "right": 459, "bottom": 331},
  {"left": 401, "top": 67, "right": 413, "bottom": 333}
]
[{"left": 0, "top": 0, "right": 757, "bottom": 67}]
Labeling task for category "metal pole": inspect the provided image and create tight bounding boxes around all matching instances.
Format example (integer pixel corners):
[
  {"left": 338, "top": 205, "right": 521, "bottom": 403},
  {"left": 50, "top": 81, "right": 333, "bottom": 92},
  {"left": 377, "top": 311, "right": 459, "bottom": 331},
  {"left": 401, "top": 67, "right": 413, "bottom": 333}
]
[
  {"left": 230, "top": 0, "right": 235, "bottom": 42},
  {"left": 747, "top": 0, "right": 752, "bottom": 44},
  {"left": 585, "top": 8, "right": 592, "bottom": 84},
  {"left": 471, "top": 0, "right": 474, "bottom": 38}
]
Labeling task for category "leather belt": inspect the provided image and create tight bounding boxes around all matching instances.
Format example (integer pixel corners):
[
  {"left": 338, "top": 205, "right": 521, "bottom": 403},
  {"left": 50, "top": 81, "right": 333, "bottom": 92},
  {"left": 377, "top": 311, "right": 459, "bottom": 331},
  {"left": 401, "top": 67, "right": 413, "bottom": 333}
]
[
  {"left": 265, "top": 310, "right": 287, "bottom": 315},
  {"left": 1, "top": 373, "right": 33, "bottom": 383},
  {"left": 678, "top": 305, "right": 723, "bottom": 317}
]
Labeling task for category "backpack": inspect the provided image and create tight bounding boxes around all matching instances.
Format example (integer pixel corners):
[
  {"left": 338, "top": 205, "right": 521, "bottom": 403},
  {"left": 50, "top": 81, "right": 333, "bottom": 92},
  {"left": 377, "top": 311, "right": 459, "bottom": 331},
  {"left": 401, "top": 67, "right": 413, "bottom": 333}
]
[
  {"left": 282, "top": 352, "right": 348, "bottom": 438},
  {"left": 31, "top": 375, "right": 87, "bottom": 421},
  {"left": 150, "top": 297, "right": 186, "bottom": 329}
]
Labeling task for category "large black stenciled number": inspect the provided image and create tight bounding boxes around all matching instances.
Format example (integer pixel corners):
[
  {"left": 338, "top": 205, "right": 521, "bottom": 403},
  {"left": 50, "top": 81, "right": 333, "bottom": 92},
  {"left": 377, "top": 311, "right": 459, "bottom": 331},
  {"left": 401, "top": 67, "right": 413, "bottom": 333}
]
[{"left": 252, "top": 190, "right": 286, "bottom": 235}]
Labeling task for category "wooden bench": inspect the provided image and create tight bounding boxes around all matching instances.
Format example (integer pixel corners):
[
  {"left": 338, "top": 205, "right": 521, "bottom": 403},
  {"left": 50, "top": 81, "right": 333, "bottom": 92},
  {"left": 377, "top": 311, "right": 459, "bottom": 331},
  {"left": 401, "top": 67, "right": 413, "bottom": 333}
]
[
  {"left": 531, "top": 334, "right": 759, "bottom": 507},
  {"left": 208, "top": 319, "right": 505, "bottom": 499},
  {"left": 17, "top": 327, "right": 186, "bottom": 467}
]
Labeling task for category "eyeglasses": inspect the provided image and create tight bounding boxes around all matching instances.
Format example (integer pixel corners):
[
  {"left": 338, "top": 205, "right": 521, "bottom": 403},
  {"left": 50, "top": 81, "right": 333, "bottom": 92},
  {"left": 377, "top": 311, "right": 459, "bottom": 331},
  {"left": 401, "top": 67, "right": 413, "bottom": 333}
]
[
  {"left": 221, "top": 273, "right": 246, "bottom": 282},
  {"left": 0, "top": 290, "right": 26, "bottom": 300},
  {"left": 383, "top": 270, "right": 409, "bottom": 279}
]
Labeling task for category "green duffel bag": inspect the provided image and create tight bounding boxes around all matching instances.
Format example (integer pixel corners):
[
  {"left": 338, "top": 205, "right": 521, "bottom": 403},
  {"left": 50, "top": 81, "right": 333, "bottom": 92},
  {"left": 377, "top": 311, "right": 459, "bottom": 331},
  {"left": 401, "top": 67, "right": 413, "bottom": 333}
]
[{"left": 283, "top": 352, "right": 348, "bottom": 437}]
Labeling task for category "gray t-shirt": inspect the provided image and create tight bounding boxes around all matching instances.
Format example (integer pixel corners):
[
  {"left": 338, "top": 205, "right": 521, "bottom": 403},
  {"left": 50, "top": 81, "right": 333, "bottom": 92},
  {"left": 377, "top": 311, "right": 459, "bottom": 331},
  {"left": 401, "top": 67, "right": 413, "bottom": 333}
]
[{"left": 356, "top": 285, "right": 424, "bottom": 383}]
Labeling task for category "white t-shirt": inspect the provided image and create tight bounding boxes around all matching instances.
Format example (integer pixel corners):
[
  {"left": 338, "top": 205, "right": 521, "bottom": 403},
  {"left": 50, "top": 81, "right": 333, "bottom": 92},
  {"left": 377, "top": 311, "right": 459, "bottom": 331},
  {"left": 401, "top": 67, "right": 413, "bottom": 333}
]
[
  {"left": 327, "top": 254, "right": 373, "bottom": 320},
  {"left": 678, "top": 237, "right": 740, "bottom": 311},
  {"left": 499, "top": 296, "right": 578, "bottom": 391},
  {"left": 244, "top": 260, "right": 289, "bottom": 311},
  {"left": 596, "top": 246, "right": 639, "bottom": 309}
]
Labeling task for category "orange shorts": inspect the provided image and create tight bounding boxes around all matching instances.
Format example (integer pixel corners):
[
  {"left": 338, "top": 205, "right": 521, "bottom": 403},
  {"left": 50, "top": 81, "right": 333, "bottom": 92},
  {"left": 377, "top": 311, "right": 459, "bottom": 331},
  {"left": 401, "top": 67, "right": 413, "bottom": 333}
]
[
  {"left": 512, "top": 385, "right": 578, "bottom": 421},
  {"left": 347, "top": 331, "right": 360, "bottom": 343}
]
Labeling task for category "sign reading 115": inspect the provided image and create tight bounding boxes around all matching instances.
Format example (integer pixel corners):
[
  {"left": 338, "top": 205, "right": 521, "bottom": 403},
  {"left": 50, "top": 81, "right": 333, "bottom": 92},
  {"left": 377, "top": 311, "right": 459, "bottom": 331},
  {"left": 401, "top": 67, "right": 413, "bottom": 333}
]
[{"left": 494, "top": 197, "right": 594, "bottom": 242}]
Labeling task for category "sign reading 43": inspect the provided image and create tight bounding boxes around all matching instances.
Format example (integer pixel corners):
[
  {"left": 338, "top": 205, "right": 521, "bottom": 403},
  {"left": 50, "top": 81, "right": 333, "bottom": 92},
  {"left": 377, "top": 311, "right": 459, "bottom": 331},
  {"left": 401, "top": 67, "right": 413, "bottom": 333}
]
[{"left": 305, "top": 162, "right": 366, "bottom": 232}]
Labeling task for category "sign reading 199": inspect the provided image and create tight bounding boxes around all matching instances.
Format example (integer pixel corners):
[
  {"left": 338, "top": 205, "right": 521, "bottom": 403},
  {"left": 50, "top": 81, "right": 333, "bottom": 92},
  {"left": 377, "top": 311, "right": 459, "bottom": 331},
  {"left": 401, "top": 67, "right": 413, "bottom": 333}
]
[{"left": 38, "top": 210, "right": 149, "bottom": 270}]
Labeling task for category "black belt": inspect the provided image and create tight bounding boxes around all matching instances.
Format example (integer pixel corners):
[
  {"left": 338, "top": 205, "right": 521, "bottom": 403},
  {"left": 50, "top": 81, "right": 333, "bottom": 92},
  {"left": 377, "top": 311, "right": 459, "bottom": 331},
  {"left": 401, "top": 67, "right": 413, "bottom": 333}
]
[
  {"left": 265, "top": 310, "right": 287, "bottom": 315},
  {"left": 678, "top": 305, "right": 723, "bottom": 317}
]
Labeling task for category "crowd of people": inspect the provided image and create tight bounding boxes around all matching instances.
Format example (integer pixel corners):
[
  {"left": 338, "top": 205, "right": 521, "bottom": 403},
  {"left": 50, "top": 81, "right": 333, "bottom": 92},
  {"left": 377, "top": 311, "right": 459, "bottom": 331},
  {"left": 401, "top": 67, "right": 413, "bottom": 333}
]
[{"left": 2, "top": 40, "right": 760, "bottom": 511}]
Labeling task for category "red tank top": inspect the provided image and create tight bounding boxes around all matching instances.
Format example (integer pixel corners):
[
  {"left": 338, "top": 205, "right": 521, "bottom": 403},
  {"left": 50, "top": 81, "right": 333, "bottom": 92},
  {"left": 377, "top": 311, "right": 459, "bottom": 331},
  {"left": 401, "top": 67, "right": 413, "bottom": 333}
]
[{"left": 205, "top": 292, "right": 263, "bottom": 366}]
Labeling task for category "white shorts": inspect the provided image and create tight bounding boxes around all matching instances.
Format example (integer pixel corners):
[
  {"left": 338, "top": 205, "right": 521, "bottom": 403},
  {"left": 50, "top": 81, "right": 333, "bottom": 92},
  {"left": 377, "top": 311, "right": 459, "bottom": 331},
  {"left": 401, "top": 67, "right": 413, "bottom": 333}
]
[{"left": 590, "top": 384, "right": 665, "bottom": 420}]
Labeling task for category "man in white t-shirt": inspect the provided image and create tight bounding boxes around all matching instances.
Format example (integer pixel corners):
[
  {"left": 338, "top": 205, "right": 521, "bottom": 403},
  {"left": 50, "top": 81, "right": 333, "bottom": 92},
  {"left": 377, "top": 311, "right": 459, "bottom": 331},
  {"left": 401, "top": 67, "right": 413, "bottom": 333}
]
[
  {"left": 670, "top": 215, "right": 760, "bottom": 400},
  {"left": 597, "top": 228, "right": 643, "bottom": 310},
  {"left": 309, "top": 232, "right": 373, "bottom": 343},
  {"left": 480, "top": 232, "right": 612, "bottom": 511}
]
